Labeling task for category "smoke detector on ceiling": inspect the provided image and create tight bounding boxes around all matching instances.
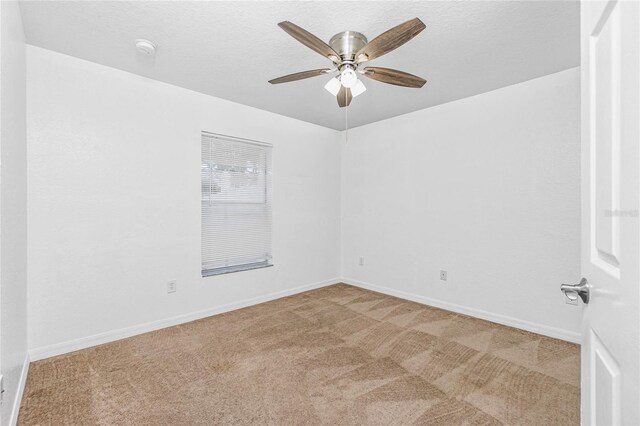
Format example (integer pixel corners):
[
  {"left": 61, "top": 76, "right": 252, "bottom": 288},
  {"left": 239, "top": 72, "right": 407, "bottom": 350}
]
[{"left": 135, "top": 39, "right": 156, "bottom": 56}]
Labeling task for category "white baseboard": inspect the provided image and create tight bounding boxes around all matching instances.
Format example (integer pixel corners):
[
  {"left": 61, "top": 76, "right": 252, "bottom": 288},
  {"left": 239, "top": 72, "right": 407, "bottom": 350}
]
[
  {"left": 9, "top": 354, "right": 30, "bottom": 426},
  {"left": 29, "top": 275, "right": 579, "bottom": 362},
  {"left": 29, "top": 278, "right": 340, "bottom": 361},
  {"left": 342, "top": 278, "right": 582, "bottom": 344}
]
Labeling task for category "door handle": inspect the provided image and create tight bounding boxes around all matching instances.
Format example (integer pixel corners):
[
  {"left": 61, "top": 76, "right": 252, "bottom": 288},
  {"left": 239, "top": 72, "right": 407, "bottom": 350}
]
[{"left": 560, "top": 278, "right": 589, "bottom": 304}]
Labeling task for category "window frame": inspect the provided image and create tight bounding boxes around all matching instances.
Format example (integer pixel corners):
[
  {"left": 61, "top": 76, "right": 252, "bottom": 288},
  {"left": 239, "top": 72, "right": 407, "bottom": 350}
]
[{"left": 201, "top": 131, "right": 273, "bottom": 277}]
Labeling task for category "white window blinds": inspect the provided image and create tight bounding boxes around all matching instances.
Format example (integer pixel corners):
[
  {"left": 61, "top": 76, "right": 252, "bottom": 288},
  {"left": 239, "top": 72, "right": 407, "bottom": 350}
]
[{"left": 201, "top": 132, "right": 273, "bottom": 276}]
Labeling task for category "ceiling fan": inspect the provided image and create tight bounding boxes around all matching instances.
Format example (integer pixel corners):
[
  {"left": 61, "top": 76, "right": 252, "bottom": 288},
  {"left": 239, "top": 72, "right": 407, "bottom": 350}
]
[{"left": 268, "top": 18, "right": 427, "bottom": 108}]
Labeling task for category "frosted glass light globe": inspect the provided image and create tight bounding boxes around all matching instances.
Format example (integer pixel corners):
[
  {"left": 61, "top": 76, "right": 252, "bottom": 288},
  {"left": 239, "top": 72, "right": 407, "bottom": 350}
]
[
  {"left": 324, "top": 77, "right": 341, "bottom": 96},
  {"left": 340, "top": 67, "right": 358, "bottom": 88},
  {"left": 351, "top": 79, "right": 367, "bottom": 97}
]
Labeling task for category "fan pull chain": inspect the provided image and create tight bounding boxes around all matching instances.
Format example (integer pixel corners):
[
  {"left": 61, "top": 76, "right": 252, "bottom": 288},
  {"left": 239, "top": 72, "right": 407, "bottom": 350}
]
[{"left": 345, "top": 91, "right": 349, "bottom": 144}]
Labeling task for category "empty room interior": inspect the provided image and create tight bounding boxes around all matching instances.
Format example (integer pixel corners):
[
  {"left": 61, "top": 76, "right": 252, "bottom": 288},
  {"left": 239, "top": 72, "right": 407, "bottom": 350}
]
[{"left": 1, "top": 0, "right": 639, "bottom": 425}]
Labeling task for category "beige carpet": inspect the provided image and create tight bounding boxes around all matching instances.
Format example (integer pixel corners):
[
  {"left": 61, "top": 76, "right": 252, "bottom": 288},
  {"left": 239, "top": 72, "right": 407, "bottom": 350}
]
[{"left": 19, "top": 284, "right": 580, "bottom": 425}]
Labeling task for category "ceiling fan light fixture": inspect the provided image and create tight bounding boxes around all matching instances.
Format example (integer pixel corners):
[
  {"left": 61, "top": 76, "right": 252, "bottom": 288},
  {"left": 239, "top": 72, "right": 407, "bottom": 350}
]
[
  {"left": 340, "top": 67, "right": 358, "bottom": 88},
  {"left": 324, "top": 77, "right": 341, "bottom": 96},
  {"left": 269, "top": 18, "right": 427, "bottom": 108},
  {"left": 351, "top": 79, "right": 367, "bottom": 98}
]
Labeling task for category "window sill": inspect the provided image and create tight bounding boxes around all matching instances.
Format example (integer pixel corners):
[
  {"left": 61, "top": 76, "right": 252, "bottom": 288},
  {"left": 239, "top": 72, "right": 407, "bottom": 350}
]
[{"left": 202, "top": 261, "right": 273, "bottom": 277}]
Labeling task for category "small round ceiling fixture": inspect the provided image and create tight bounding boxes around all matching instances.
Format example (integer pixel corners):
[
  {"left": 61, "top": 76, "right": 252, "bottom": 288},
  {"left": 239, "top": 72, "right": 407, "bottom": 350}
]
[{"left": 135, "top": 39, "right": 156, "bottom": 56}]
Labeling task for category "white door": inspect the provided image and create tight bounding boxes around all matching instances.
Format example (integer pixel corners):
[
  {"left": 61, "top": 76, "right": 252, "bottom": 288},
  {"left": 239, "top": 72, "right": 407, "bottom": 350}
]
[{"left": 578, "top": 0, "right": 640, "bottom": 424}]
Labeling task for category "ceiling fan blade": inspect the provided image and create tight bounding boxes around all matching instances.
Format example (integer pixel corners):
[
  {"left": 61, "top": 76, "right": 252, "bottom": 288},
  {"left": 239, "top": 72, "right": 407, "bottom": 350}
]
[
  {"left": 361, "top": 67, "right": 426, "bottom": 88},
  {"left": 269, "top": 68, "right": 333, "bottom": 84},
  {"left": 355, "top": 18, "right": 426, "bottom": 63},
  {"left": 278, "top": 21, "right": 340, "bottom": 62},
  {"left": 337, "top": 86, "right": 353, "bottom": 108}
]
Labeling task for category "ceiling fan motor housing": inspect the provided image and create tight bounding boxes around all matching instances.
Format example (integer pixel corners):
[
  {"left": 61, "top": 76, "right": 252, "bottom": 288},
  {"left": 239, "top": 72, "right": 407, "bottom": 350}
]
[{"left": 329, "top": 31, "right": 368, "bottom": 62}]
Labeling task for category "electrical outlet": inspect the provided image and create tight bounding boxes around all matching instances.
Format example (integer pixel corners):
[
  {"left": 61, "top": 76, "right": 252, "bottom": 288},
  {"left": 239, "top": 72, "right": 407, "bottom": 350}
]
[
  {"left": 359, "top": 257, "right": 365, "bottom": 266},
  {"left": 440, "top": 270, "right": 447, "bottom": 281},
  {"left": 167, "top": 280, "right": 177, "bottom": 293}
]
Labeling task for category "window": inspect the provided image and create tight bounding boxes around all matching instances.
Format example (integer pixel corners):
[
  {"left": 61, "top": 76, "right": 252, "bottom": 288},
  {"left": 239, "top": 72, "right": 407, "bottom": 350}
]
[{"left": 201, "top": 132, "right": 273, "bottom": 276}]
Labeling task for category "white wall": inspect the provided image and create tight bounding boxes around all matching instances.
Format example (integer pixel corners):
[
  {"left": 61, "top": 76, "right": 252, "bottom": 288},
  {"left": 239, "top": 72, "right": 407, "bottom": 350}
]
[
  {"left": 341, "top": 67, "right": 582, "bottom": 341},
  {"left": 0, "top": 1, "right": 28, "bottom": 424},
  {"left": 27, "top": 46, "right": 341, "bottom": 357},
  {"left": 26, "top": 43, "right": 581, "bottom": 360}
]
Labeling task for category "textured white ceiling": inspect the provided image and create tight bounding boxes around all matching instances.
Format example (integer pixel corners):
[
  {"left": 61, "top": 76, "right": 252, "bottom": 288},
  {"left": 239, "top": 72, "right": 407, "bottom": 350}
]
[{"left": 19, "top": 1, "right": 579, "bottom": 130}]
